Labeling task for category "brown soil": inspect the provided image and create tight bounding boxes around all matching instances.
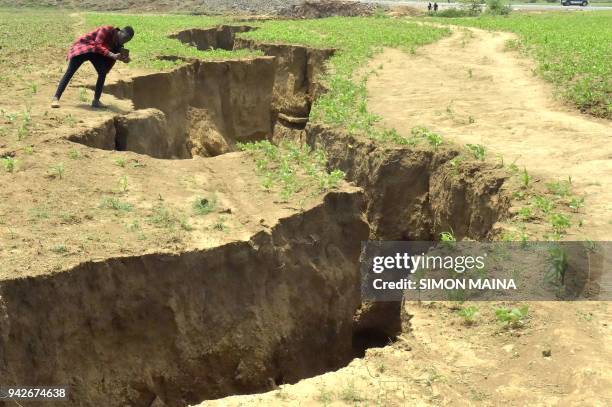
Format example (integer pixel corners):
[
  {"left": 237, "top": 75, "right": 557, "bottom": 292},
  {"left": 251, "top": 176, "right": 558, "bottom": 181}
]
[
  {"left": 279, "top": 0, "right": 379, "bottom": 19},
  {"left": 1, "top": 18, "right": 609, "bottom": 407},
  {"left": 201, "top": 300, "right": 612, "bottom": 406},
  {"left": 366, "top": 26, "right": 612, "bottom": 240}
]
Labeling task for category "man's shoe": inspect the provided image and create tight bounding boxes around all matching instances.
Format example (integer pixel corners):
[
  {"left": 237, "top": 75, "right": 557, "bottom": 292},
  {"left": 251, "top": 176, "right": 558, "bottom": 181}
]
[
  {"left": 91, "top": 99, "right": 108, "bottom": 109},
  {"left": 50, "top": 98, "right": 60, "bottom": 108}
]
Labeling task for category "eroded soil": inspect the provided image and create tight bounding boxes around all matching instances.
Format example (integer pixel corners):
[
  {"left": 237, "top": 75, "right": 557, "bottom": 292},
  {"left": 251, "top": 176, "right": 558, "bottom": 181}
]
[{"left": 367, "top": 27, "right": 612, "bottom": 240}]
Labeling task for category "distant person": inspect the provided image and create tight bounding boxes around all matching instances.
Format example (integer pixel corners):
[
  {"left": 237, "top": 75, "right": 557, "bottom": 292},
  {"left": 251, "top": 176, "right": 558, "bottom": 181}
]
[
  {"left": 51, "top": 26, "right": 134, "bottom": 109},
  {"left": 434, "top": 2, "right": 439, "bottom": 11},
  {"left": 428, "top": 2, "right": 432, "bottom": 11}
]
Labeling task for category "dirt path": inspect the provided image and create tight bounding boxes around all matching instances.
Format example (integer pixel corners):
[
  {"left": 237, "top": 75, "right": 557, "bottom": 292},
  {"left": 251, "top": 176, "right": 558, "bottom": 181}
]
[{"left": 367, "top": 27, "right": 612, "bottom": 240}]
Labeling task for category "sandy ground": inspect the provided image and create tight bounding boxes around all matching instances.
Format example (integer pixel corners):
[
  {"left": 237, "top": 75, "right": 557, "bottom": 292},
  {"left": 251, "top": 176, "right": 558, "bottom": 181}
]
[
  {"left": 366, "top": 27, "right": 612, "bottom": 241},
  {"left": 201, "top": 300, "right": 612, "bottom": 406}
]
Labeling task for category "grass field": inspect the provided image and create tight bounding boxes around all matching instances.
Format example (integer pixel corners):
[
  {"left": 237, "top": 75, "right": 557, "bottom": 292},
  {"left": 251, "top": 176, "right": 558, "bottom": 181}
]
[{"left": 435, "top": 12, "right": 612, "bottom": 118}]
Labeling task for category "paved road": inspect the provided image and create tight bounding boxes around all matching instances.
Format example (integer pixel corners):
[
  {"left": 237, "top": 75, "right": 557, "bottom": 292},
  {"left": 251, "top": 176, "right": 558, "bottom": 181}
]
[{"left": 361, "top": 0, "right": 612, "bottom": 11}]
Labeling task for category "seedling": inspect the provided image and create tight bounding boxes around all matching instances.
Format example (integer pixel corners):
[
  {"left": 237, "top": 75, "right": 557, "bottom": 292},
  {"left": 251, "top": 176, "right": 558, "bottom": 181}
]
[
  {"left": 118, "top": 175, "right": 129, "bottom": 193},
  {"left": 79, "top": 87, "right": 88, "bottom": 102},
  {"left": 440, "top": 230, "right": 456, "bottom": 248},
  {"left": 550, "top": 213, "right": 571, "bottom": 235},
  {"left": 2, "top": 156, "right": 17, "bottom": 173},
  {"left": 546, "top": 180, "right": 571, "bottom": 197},
  {"left": 518, "top": 206, "right": 533, "bottom": 221},
  {"left": 68, "top": 149, "right": 80, "bottom": 159},
  {"left": 521, "top": 167, "right": 532, "bottom": 188},
  {"left": 495, "top": 305, "right": 529, "bottom": 328},
  {"left": 213, "top": 216, "right": 228, "bottom": 232},
  {"left": 466, "top": 144, "right": 486, "bottom": 161},
  {"left": 115, "top": 158, "right": 127, "bottom": 167},
  {"left": 546, "top": 244, "right": 568, "bottom": 286},
  {"left": 569, "top": 196, "right": 585, "bottom": 212},
  {"left": 534, "top": 195, "right": 555, "bottom": 214},
  {"left": 458, "top": 306, "right": 479, "bottom": 325},
  {"left": 51, "top": 162, "right": 65, "bottom": 179}
]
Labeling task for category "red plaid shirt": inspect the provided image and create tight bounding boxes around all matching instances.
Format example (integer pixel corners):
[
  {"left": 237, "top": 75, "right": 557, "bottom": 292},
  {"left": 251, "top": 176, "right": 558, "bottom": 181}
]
[{"left": 68, "top": 26, "right": 119, "bottom": 61}]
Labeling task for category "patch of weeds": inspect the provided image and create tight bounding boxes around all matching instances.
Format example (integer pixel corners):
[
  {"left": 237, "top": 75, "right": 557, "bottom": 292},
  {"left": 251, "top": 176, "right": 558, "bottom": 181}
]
[
  {"left": 99, "top": 197, "right": 133, "bottom": 212},
  {"left": 115, "top": 158, "right": 127, "bottom": 167},
  {"left": 518, "top": 206, "right": 534, "bottom": 221},
  {"left": 495, "top": 305, "right": 529, "bottom": 329},
  {"left": 546, "top": 180, "right": 572, "bottom": 197},
  {"left": 30, "top": 205, "right": 50, "bottom": 220},
  {"left": 449, "top": 156, "right": 464, "bottom": 175},
  {"left": 149, "top": 203, "right": 178, "bottom": 229},
  {"left": 24, "top": 145, "right": 34, "bottom": 154},
  {"left": 569, "top": 196, "right": 585, "bottom": 212},
  {"left": 2, "top": 156, "right": 17, "bottom": 173},
  {"left": 315, "top": 382, "right": 334, "bottom": 405},
  {"left": 339, "top": 380, "right": 362, "bottom": 403},
  {"left": 550, "top": 213, "right": 571, "bottom": 236},
  {"left": 193, "top": 196, "right": 218, "bottom": 216},
  {"left": 534, "top": 195, "right": 555, "bottom": 214},
  {"left": 79, "top": 87, "right": 88, "bottom": 102},
  {"left": 213, "top": 216, "right": 228, "bottom": 232},
  {"left": 68, "top": 149, "right": 81, "bottom": 159},
  {"left": 51, "top": 244, "right": 68, "bottom": 254},
  {"left": 412, "top": 126, "right": 444, "bottom": 149},
  {"left": 458, "top": 305, "right": 479, "bottom": 326},
  {"left": 180, "top": 217, "right": 195, "bottom": 232},
  {"left": 466, "top": 143, "right": 486, "bottom": 161}
]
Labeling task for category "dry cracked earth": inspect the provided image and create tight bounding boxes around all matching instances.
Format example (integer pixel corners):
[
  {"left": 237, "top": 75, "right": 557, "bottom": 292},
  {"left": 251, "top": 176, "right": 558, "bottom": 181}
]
[{"left": 0, "top": 10, "right": 610, "bottom": 407}]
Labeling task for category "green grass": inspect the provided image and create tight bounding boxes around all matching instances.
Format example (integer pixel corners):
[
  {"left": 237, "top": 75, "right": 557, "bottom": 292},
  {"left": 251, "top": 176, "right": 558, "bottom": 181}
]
[
  {"left": 435, "top": 12, "right": 612, "bottom": 118},
  {"left": 0, "top": 8, "right": 74, "bottom": 75},
  {"left": 84, "top": 13, "right": 257, "bottom": 70},
  {"left": 240, "top": 17, "right": 449, "bottom": 134}
]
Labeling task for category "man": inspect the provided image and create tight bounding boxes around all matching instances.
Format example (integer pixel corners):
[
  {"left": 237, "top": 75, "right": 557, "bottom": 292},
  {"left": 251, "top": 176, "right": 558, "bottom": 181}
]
[
  {"left": 433, "top": 2, "right": 439, "bottom": 11},
  {"left": 51, "top": 26, "right": 134, "bottom": 109}
]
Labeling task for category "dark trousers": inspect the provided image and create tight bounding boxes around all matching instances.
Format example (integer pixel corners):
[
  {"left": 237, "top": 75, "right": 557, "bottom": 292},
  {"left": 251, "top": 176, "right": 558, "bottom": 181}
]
[{"left": 54, "top": 53, "right": 114, "bottom": 100}]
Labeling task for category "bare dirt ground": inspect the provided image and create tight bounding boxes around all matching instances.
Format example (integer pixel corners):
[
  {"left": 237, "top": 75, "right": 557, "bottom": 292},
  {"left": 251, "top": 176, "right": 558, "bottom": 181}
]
[
  {"left": 367, "top": 27, "right": 612, "bottom": 241},
  {"left": 201, "top": 300, "right": 612, "bottom": 406}
]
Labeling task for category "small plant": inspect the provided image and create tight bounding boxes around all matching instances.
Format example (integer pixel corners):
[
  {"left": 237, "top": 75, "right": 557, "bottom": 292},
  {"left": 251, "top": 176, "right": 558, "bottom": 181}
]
[
  {"left": 30, "top": 82, "right": 38, "bottom": 94},
  {"left": 193, "top": 196, "right": 217, "bottom": 216},
  {"left": 546, "top": 180, "right": 571, "bottom": 197},
  {"left": 550, "top": 213, "right": 571, "bottom": 235},
  {"left": 546, "top": 244, "right": 568, "bottom": 287},
  {"left": 495, "top": 305, "right": 529, "bottom": 328},
  {"left": 115, "top": 158, "right": 127, "bottom": 167},
  {"left": 149, "top": 203, "right": 177, "bottom": 229},
  {"left": 99, "top": 197, "right": 133, "bottom": 212},
  {"left": 51, "top": 162, "right": 65, "bottom": 179},
  {"left": 24, "top": 145, "right": 34, "bottom": 154},
  {"left": 180, "top": 217, "right": 195, "bottom": 232},
  {"left": 521, "top": 167, "right": 532, "bottom": 188},
  {"left": 458, "top": 306, "right": 479, "bottom": 325},
  {"left": 466, "top": 144, "right": 486, "bottom": 161},
  {"left": 569, "top": 196, "right": 585, "bottom": 212},
  {"left": 339, "top": 380, "right": 362, "bottom": 403},
  {"left": 440, "top": 230, "right": 456, "bottom": 248},
  {"left": 118, "top": 175, "right": 129, "bottom": 192},
  {"left": 51, "top": 244, "right": 68, "bottom": 254},
  {"left": 534, "top": 195, "right": 555, "bottom": 214},
  {"left": 2, "top": 156, "right": 17, "bottom": 173},
  {"left": 426, "top": 131, "right": 444, "bottom": 150},
  {"left": 68, "top": 149, "right": 80, "bottom": 159},
  {"left": 518, "top": 206, "right": 534, "bottom": 221},
  {"left": 79, "top": 87, "right": 88, "bottom": 102},
  {"left": 213, "top": 216, "right": 228, "bottom": 232},
  {"left": 449, "top": 156, "right": 464, "bottom": 175}
]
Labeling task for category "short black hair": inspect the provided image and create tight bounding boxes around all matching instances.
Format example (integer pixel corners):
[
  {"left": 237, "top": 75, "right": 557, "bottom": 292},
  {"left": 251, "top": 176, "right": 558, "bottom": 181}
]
[{"left": 122, "top": 26, "right": 135, "bottom": 39}]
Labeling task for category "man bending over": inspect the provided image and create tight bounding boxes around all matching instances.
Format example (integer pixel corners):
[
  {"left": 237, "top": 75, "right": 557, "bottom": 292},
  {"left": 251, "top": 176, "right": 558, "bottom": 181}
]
[{"left": 51, "top": 25, "right": 134, "bottom": 109}]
